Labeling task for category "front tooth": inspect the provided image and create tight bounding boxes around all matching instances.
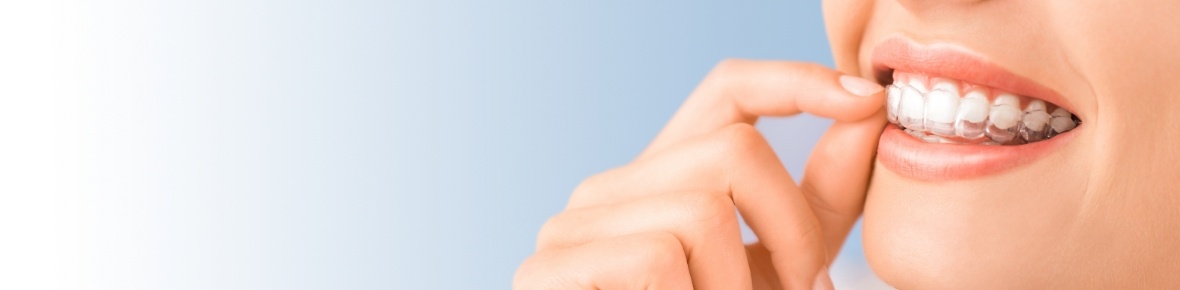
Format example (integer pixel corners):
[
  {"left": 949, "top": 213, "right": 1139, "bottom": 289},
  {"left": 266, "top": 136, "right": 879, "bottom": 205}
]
[
  {"left": 907, "top": 77, "right": 929, "bottom": 94},
  {"left": 1020, "top": 100, "right": 1052, "bottom": 142},
  {"left": 923, "top": 88, "right": 959, "bottom": 136},
  {"left": 899, "top": 85, "right": 925, "bottom": 130},
  {"left": 887, "top": 84, "right": 901, "bottom": 123},
  {"left": 986, "top": 93, "right": 1023, "bottom": 143},
  {"left": 954, "top": 90, "right": 989, "bottom": 139},
  {"left": 930, "top": 77, "right": 959, "bottom": 93}
]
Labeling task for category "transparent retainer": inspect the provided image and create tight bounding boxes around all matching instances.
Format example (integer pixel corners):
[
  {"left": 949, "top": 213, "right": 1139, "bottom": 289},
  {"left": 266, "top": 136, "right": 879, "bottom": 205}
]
[{"left": 886, "top": 84, "right": 1080, "bottom": 145}]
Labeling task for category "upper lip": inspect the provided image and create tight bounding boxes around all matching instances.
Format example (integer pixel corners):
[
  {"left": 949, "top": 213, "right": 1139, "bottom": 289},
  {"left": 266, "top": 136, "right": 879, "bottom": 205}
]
[{"left": 871, "top": 37, "right": 1076, "bottom": 115}]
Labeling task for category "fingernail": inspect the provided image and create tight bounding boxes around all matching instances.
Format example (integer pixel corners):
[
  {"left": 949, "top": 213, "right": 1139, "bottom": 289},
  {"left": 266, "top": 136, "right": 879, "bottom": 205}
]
[
  {"left": 813, "top": 266, "right": 835, "bottom": 290},
  {"left": 839, "top": 75, "right": 883, "bottom": 97}
]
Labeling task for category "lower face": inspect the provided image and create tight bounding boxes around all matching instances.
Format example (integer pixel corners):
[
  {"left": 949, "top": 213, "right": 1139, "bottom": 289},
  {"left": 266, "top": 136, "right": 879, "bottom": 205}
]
[{"left": 825, "top": 0, "right": 1180, "bottom": 287}]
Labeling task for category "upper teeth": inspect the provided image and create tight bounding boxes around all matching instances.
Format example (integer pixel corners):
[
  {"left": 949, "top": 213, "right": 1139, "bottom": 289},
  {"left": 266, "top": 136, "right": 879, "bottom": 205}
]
[{"left": 886, "top": 72, "right": 1080, "bottom": 145}]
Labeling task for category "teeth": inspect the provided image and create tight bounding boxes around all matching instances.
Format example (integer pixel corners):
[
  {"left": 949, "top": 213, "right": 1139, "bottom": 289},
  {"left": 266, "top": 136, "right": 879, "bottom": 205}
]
[
  {"left": 1050, "top": 107, "right": 1071, "bottom": 118},
  {"left": 1025, "top": 99, "right": 1047, "bottom": 112},
  {"left": 887, "top": 85, "right": 901, "bottom": 123},
  {"left": 899, "top": 86, "right": 925, "bottom": 131},
  {"left": 954, "top": 90, "right": 989, "bottom": 139},
  {"left": 930, "top": 77, "right": 959, "bottom": 93},
  {"left": 908, "top": 77, "right": 930, "bottom": 93},
  {"left": 886, "top": 73, "right": 1080, "bottom": 145},
  {"left": 923, "top": 88, "right": 959, "bottom": 136},
  {"left": 988, "top": 94, "right": 1022, "bottom": 129},
  {"left": 985, "top": 94, "right": 1023, "bottom": 143},
  {"left": 1020, "top": 100, "right": 1052, "bottom": 142},
  {"left": 1048, "top": 107, "right": 1077, "bottom": 136}
]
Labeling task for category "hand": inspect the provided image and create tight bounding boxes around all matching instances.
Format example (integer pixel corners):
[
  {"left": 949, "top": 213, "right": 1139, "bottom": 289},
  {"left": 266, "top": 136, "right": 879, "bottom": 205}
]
[{"left": 514, "top": 59, "right": 886, "bottom": 290}]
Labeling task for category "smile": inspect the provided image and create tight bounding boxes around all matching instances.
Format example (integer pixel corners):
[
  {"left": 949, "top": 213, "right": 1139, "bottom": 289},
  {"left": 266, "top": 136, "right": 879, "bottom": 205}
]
[
  {"left": 871, "top": 38, "right": 1081, "bottom": 181},
  {"left": 886, "top": 71, "right": 1080, "bottom": 145}
]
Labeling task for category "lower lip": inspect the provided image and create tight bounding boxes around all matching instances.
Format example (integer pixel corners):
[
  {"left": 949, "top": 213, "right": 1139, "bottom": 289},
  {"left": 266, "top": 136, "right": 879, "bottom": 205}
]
[{"left": 876, "top": 125, "right": 1072, "bottom": 181}]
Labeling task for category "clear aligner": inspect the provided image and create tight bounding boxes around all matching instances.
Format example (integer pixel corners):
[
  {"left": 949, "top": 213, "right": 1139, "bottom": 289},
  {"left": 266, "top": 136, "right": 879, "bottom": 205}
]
[{"left": 886, "top": 82, "right": 1080, "bottom": 145}]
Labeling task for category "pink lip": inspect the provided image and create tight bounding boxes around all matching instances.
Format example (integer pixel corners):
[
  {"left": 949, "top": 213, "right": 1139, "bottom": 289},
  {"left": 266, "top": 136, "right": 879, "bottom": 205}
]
[
  {"left": 871, "top": 38, "right": 1075, "bottom": 112},
  {"left": 872, "top": 38, "right": 1076, "bottom": 181},
  {"left": 878, "top": 125, "right": 1072, "bottom": 180}
]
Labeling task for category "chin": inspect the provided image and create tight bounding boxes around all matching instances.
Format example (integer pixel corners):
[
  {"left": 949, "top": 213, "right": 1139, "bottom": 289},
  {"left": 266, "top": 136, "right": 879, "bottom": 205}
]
[{"left": 862, "top": 157, "right": 1094, "bottom": 289}]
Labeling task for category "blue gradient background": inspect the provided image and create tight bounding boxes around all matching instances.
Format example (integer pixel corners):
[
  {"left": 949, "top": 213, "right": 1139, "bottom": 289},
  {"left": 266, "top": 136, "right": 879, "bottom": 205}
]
[{"left": 0, "top": 0, "right": 888, "bottom": 289}]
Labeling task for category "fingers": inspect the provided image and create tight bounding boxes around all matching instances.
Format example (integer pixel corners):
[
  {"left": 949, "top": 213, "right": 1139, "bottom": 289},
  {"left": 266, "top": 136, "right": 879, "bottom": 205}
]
[
  {"left": 800, "top": 109, "right": 888, "bottom": 261},
  {"left": 515, "top": 232, "right": 693, "bottom": 290},
  {"left": 640, "top": 59, "right": 884, "bottom": 160},
  {"left": 538, "top": 192, "right": 751, "bottom": 289},
  {"left": 525, "top": 59, "right": 887, "bottom": 289},
  {"left": 570, "top": 123, "right": 829, "bottom": 289}
]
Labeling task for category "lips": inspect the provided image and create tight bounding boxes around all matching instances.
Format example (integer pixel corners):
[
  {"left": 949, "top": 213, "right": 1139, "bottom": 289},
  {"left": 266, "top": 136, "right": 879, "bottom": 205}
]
[{"left": 872, "top": 38, "right": 1078, "bottom": 181}]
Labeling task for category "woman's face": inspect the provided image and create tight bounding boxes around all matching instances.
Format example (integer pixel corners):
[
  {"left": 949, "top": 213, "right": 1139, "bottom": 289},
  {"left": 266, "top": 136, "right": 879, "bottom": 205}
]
[{"left": 824, "top": 0, "right": 1180, "bottom": 287}]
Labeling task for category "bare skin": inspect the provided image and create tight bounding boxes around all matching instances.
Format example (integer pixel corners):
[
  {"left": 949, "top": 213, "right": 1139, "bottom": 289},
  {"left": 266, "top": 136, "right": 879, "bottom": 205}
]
[
  {"left": 516, "top": 0, "right": 1180, "bottom": 289},
  {"left": 837, "top": 0, "right": 1180, "bottom": 288},
  {"left": 514, "top": 61, "right": 886, "bottom": 289}
]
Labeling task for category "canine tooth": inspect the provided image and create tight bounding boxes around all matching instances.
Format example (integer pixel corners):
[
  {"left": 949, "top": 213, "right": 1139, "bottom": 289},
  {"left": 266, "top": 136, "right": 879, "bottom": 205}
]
[
  {"left": 887, "top": 85, "right": 901, "bottom": 123},
  {"left": 958, "top": 91, "right": 989, "bottom": 123},
  {"left": 924, "top": 89, "right": 959, "bottom": 136},
  {"left": 986, "top": 94, "right": 1023, "bottom": 143},
  {"left": 954, "top": 91, "right": 989, "bottom": 139},
  {"left": 899, "top": 86, "right": 925, "bottom": 130},
  {"left": 994, "top": 93, "right": 1020, "bottom": 107}
]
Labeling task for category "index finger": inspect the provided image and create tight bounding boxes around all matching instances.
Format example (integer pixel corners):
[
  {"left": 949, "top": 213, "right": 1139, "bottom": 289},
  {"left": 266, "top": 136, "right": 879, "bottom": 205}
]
[{"left": 640, "top": 59, "right": 884, "bottom": 159}]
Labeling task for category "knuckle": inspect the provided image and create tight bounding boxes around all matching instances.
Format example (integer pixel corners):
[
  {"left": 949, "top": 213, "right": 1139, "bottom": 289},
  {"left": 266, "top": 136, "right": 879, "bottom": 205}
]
[
  {"left": 681, "top": 193, "right": 735, "bottom": 223},
  {"left": 795, "top": 220, "right": 826, "bottom": 252},
  {"left": 534, "top": 215, "right": 566, "bottom": 250},
  {"left": 513, "top": 253, "right": 551, "bottom": 289},
  {"left": 512, "top": 255, "right": 539, "bottom": 288},
  {"left": 702, "top": 58, "right": 749, "bottom": 89},
  {"left": 713, "top": 58, "right": 748, "bottom": 73},
  {"left": 720, "top": 122, "right": 761, "bottom": 143},
  {"left": 568, "top": 168, "right": 617, "bottom": 206},
  {"left": 636, "top": 232, "right": 688, "bottom": 270},
  {"left": 712, "top": 123, "right": 769, "bottom": 159},
  {"left": 675, "top": 193, "right": 738, "bottom": 240},
  {"left": 513, "top": 251, "right": 583, "bottom": 290}
]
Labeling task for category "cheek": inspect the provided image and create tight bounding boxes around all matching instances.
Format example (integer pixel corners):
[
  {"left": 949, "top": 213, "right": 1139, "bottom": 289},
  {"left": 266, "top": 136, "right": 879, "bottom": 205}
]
[
  {"left": 823, "top": 0, "right": 876, "bottom": 73},
  {"left": 862, "top": 154, "right": 1089, "bottom": 288},
  {"left": 1047, "top": 0, "right": 1180, "bottom": 184}
]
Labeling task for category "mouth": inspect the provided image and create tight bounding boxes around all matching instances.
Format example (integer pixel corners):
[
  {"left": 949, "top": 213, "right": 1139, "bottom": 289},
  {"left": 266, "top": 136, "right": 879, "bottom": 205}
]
[{"left": 871, "top": 38, "right": 1081, "bottom": 181}]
